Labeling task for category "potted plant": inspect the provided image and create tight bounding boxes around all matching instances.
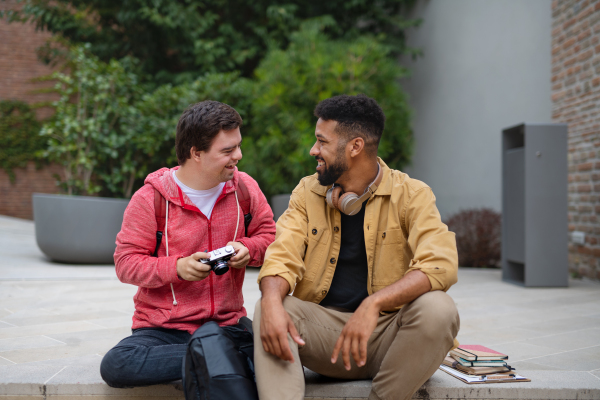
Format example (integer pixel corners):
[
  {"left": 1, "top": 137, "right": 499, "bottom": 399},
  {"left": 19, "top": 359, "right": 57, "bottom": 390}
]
[{"left": 33, "top": 45, "right": 143, "bottom": 264}]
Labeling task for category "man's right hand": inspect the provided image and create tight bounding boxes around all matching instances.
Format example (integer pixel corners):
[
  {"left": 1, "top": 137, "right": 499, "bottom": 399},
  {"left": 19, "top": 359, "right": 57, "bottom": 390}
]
[
  {"left": 260, "top": 297, "right": 305, "bottom": 362},
  {"left": 176, "top": 252, "right": 211, "bottom": 281}
]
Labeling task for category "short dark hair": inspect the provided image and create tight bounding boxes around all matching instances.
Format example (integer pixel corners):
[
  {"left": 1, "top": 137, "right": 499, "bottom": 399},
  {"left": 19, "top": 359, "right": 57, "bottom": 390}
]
[
  {"left": 313, "top": 94, "right": 385, "bottom": 154},
  {"left": 175, "top": 100, "right": 243, "bottom": 165}
]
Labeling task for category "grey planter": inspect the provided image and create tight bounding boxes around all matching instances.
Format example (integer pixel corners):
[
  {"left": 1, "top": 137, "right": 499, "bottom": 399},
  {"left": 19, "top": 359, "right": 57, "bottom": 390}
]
[
  {"left": 271, "top": 194, "right": 291, "bottom": 222},
  {"left": 32, "top": 194, "right": 129, "bottom": 264}
]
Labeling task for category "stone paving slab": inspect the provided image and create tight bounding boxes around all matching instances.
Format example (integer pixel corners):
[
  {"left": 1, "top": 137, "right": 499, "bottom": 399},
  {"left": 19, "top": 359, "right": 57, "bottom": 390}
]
[{"left": 1, "top": 215, "right": 600, "bottom": 399}]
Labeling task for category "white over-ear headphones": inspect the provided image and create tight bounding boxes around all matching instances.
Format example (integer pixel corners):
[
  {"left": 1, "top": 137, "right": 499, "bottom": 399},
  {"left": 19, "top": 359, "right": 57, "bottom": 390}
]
[{"left": 326, "top": 164, "right": 382, "bottom": 216}]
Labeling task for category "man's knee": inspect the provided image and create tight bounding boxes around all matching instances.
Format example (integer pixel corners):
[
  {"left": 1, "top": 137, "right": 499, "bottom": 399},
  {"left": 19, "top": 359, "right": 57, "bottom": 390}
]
[
  {"left": 100, "top": 345, "right": 136, "bottom": 388},
  {"left": 281, "top": 295, "right": 311, "bottom": 320},
  {"left": 253, "top": 299, "right": 262, "bottom": 335},
  {"left": 401, "top": 291, "right": 459, "bottom": 340}
]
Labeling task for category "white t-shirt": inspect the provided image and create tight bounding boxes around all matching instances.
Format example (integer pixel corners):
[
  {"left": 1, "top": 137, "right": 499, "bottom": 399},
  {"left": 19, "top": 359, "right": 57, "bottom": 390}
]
[{"left": 172, "top": 171, "right": 225, "bottom": 220}]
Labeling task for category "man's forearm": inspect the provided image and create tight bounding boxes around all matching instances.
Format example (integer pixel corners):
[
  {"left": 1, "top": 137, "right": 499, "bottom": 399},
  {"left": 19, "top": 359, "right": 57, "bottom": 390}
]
[
  {"left": 260, "top": 275, "right": 290, "bottom": 303},
  {"left": 365, "top": 270, "right": 432, "bottom": 312}
]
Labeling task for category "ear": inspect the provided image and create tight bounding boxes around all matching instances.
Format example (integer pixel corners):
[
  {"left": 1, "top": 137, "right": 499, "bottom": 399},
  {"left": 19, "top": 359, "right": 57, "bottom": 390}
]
[
  {"left": 348, "top": 137, "right": 365, "bottom": 158},
  {"left": 189, "top": 146, "right": 203, "bottom": 163}
]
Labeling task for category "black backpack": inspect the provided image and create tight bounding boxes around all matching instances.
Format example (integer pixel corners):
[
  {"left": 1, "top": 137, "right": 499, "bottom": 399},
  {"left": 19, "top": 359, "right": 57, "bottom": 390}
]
[{"left": 182, "top": 316, "right": 259, "bottom": 400}]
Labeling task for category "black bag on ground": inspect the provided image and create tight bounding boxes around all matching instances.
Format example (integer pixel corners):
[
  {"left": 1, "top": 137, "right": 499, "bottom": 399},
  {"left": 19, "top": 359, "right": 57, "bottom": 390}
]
[{"left": 182, "top": 316, "right": 258, "bottom": 400}]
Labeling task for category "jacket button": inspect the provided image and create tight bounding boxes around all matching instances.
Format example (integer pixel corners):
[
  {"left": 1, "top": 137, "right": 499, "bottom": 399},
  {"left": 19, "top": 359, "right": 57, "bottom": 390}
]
[
  {"left": 322, "top": 290, "right": 327, "bottom": 295},
  {"left": 382, "top": 232, "right": 386, "bottom": 239},
  {"left": 334, "top": 226, "right": 339, "bottom": 233},
  {"left": 330, "top": 258, "right": 336, "bottom": 264},
  {"left": 312, "top": 228, "right": 317, "bottom": 235}
]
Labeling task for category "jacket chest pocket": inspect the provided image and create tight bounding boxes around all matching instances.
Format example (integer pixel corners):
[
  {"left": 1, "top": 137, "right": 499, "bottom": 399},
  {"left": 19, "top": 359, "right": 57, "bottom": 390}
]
[
  {"left": 372, "top": 228, "right": 405, "bottom": 287},
  {"left": 303, "top": 226, "right": 330, "bottom": 282}
]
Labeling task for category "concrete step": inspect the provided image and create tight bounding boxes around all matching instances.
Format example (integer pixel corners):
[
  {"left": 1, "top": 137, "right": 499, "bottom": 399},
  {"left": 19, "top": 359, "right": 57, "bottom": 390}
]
[{"left": 1, "top": 363, "right": 599, "bottom": 399}]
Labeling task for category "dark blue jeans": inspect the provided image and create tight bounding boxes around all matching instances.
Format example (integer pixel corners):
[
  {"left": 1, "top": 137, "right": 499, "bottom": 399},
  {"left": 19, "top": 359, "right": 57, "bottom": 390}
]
[{"left": 100, "top": 328, "right": 191, "bottom": 388}]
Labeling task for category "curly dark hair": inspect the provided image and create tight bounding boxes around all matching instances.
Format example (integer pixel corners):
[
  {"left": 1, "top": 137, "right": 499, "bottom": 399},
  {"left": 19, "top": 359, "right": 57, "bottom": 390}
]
[
  {"left": 175, "top": 100, "right": 242, "bottom": 165},
  {"left": 313, "top": 94, "right": 385, "bottom": 154}
]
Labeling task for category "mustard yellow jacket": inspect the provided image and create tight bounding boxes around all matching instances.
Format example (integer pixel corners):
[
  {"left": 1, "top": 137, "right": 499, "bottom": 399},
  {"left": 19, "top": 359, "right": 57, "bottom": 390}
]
[{"left": 258, "top": 159, "right": 458, "bottom": 311}]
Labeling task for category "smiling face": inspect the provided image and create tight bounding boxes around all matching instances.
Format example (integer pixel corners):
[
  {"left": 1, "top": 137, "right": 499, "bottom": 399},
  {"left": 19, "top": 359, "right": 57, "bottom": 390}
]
[
  {"left": 196, "top": 127, "right": 242, "bottom": 185},
  {"left": 310, "top": 118, "right": 349, "bottom": 186}
]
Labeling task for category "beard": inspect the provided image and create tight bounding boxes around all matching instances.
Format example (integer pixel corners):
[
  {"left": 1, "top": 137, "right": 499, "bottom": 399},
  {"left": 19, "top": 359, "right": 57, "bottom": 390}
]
[{"left": 316, "top": 151, "right": 348, "bottom": 186}]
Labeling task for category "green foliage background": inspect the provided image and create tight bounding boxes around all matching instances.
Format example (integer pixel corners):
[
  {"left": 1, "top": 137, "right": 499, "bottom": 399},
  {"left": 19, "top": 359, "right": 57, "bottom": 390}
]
[
  {"left": 2, "top": 0, "right": 419, "bottom": 200},
  {"left": 0, "top": 100, "right": 43, "bottom": 182},
  {"left": 240, "top": 20, "right": 413, "bottom": 197},
  {"left": 3, "top": 0, "right": 420, "bottom": 85}
]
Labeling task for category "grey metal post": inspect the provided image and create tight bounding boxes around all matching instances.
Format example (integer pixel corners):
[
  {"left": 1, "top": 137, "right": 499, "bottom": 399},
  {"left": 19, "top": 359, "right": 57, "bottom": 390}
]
[{"left": 502, "top": 123, "right": 568, "bottom": 287}]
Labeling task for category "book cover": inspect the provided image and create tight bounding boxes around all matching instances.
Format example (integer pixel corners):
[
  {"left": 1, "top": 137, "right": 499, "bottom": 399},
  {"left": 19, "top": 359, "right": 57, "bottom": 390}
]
[
  {"left": 450, "top": 345, "right": 508, "bottom": 361},
  {"left": 438, "top": 365, "right": 530, "bottom": 384},
  {"left": 443, "top": 355, "right": 511, "bottom": 375},
  {"left": 450, "top": 354, "right": 508, "bottom": 367}
]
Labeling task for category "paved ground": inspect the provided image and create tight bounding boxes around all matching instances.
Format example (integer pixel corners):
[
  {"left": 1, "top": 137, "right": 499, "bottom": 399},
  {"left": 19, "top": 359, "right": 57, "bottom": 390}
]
[{"left": 1, "top": 215, "right": 599, "bottom": 399}]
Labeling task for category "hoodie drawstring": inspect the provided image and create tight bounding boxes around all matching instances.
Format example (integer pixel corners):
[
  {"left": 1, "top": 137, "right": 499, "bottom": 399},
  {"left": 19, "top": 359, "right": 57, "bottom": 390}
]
[
  {"left": 165, "top": 198, "right": 178, "bottom": 306},
  {"left": 168, "top": 189, "right": 242, "bottom": 307},
  {"left": 234, "top": 191, "right": 240, "bottom": 241}
]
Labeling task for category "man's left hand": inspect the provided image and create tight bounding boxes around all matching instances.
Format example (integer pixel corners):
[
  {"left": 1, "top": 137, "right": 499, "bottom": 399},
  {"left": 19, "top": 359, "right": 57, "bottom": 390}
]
[
  {"left": 331, "top": 297, "right": 380, "bottom": 370},
  {"left": 226, "top": 241, "right": 250, "bottom": 269}
]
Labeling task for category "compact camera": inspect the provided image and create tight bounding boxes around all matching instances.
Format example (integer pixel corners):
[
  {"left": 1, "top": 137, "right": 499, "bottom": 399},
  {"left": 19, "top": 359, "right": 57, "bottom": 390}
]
[{"left": 200, "top": 245, "right": 236, "bottom": 275}]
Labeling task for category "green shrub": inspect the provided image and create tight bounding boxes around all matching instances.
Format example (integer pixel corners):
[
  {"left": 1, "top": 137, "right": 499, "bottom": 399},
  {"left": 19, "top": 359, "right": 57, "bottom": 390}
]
[
  {"left": 3, "top": 0, "right": 420, "bottom": 85},
  {"left": 38, "top": 45, "right": 142, "bottom": 197},
  {"left": 38, "top": 25, "right": 414, "bottom": 200},
  {"left": 38, "top": 46, "right": 254, "bottom": 198},
  {"left": 0, "top": 100, "right": 44, "bottom": 182},
  {"left": 240, "top": 19, "right": 413, "bottom": 199}
]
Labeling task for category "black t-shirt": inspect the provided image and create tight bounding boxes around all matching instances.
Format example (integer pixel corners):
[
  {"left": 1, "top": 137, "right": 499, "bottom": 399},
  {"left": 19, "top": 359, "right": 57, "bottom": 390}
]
[{"left": 319, "top": 202, "right": 369, "bottom": 311}]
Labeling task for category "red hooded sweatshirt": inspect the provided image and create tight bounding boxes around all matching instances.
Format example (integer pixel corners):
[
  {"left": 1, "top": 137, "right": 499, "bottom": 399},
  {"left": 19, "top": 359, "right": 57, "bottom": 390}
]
[{"left": 114, "top": 167, "right": 276, "bottom": 333}]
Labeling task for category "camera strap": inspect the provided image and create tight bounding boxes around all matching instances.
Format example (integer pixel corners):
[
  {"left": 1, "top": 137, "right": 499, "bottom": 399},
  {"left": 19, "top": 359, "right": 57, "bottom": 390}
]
[{"left": 152, "top": 178, "right": 253, "bottom": 258}]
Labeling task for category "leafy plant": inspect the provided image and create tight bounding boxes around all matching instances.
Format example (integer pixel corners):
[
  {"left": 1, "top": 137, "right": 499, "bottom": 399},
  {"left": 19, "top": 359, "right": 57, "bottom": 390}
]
[
  {"left": 35, "top": 45, "right": 255, "bottom": 198},
  {"left": 239, "top": 19, "right": 413, "bottom": 198},
  {"left": 445, "top": 208, "right": 502, "bottom": 268},
  {"left": 23, "top": 10, "right": 418, "bottom": 201},
  {"left": 38, "top": 45, "right": 142, "bottom": 197},
  {"left": 2, "top": 0, "right": 421, "bottom": 85},
  {"left": 0, "top": 100, "right": 44, "bottom": 182}
]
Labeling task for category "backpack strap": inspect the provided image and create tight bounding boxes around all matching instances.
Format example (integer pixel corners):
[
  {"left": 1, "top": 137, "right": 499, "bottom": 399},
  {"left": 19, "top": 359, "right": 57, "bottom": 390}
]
[
  {"left": 236, "top": 178, "right": 253, "bottom": 237},
  {"left": 153, "top": 189, "right": 166, "bottom": 257}
]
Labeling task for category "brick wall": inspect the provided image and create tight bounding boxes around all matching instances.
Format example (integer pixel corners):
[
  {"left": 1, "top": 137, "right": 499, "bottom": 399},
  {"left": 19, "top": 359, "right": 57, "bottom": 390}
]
[
  {"left": 0, "top": 0, "right": 61, "bottom": 220},
  {"left": 552, "top": 0, "right": 600, "bottom": 280},
  {"left": 0, "top": 0, "right": 57, "bottom": 118},
  {"left": 0, "top": 162, "right": 62, "bottom": 220}
]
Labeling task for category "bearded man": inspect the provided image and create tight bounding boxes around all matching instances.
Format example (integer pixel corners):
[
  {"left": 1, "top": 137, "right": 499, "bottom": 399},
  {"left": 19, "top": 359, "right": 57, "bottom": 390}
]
[{"left": 253, "top": 94, "right": 460, "bottom": 400}]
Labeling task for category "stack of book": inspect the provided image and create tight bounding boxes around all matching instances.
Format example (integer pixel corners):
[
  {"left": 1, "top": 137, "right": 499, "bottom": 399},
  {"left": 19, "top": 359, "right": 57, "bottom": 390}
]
[{"left": 439, "top": 344, "right": 530, "bottom": 384}]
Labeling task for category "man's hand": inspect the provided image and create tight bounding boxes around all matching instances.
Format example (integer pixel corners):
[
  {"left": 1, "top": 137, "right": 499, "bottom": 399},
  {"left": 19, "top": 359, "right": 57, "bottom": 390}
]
[
  {"left": 226, "top": 241, "right": 250, "bottom": 269},
  {"left": 176, "top": 252, "right": 211, "bottom": 281},
  {"left": 260, "top": 297, "right": 305, "bottom": 362},
  {"left": 331, "top": 297, "right": 380, "bottom": 370}
]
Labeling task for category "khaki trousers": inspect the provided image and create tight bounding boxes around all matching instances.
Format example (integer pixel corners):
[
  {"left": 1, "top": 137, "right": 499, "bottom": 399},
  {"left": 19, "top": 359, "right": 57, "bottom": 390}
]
[{"left": 253, "top": 291, "right": 459, "bottom": 400}]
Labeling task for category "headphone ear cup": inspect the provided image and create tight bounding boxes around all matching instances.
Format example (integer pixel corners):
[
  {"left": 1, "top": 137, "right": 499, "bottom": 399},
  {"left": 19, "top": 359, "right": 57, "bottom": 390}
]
[
  {"left": 329, "top": 186, "right": 343, "bottom": 209},
  {"left": 338, "top": 192, "right": 358, "bottom": 214},
  {"left": 326, "top": 187, "right": 335, "bottom": 209}
]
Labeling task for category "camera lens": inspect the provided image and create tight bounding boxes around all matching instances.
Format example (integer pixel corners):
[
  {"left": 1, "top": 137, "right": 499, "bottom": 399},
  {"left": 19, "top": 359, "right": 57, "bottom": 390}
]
[{"left": 212, "top": 260, "right": 229, "bottom": 275}]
